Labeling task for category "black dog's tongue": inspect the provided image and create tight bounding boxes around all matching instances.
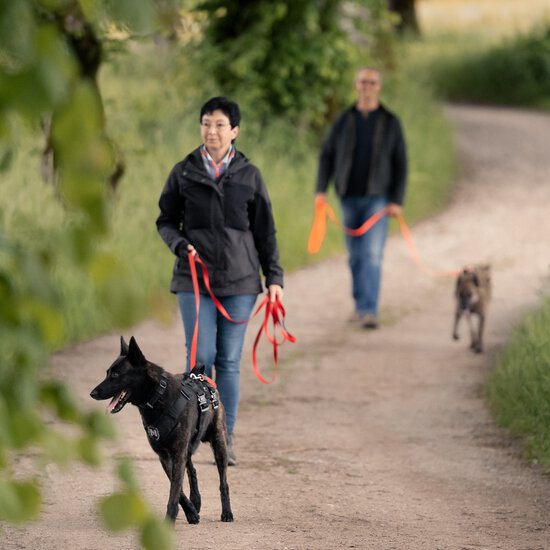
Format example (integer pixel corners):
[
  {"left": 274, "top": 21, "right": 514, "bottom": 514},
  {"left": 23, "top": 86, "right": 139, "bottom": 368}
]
[{"left": 107, "top": 390, "right": 125, "bottom": 413}]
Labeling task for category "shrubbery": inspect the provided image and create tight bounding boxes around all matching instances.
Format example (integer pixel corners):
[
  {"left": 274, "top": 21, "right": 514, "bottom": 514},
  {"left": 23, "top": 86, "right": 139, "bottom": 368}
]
[{"left": 429, "top": 24, "right": 550, "bottom": 108}]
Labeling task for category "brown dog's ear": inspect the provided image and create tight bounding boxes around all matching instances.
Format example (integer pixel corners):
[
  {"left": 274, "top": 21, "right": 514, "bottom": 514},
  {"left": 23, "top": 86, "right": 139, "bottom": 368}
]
[
  {"left": 473, "top": 274, "right": 480, "bottom": 286},
  {"left": 120, "top": 336, "right": 129, "bottom": 356},
  {"left": 128, "top": 336, "right": 146, "bottom": 366}
]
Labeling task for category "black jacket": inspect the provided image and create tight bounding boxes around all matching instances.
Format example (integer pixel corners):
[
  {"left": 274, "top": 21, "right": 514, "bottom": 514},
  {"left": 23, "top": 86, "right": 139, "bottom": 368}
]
[
  {"left": 156, "top": 148, "right": 284, "bottom": 296},
  {"left": 316, "top": 103, "right": 408, "bottom": 204}
]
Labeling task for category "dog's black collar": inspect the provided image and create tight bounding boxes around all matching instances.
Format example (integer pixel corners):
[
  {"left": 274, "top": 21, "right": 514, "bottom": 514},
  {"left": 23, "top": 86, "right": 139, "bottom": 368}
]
[{"left": 145, "top": 373, "right": 168, "bottom": 409}]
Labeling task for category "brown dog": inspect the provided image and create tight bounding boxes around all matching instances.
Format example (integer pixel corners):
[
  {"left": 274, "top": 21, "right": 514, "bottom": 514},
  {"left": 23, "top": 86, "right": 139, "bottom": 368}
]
[{"left": 452, "top": 264, "right": 491, "bottom": 353}]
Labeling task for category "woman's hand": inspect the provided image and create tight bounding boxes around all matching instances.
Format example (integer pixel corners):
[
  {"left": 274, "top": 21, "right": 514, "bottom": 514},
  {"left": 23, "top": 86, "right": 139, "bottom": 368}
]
[
  {"left": 268, "top": 284, "right": 284, "bottom": 304},
  {"left": 187, "top": 244, "right": 197, "bottom": 257}
]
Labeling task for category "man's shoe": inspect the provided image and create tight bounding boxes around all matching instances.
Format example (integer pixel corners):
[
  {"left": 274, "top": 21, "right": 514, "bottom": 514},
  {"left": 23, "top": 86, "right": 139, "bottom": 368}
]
[
  {"left": 227, "top": 434, "right": 237, "bottom": 466},
  {"left": 348, "top": 311, "right": 364, "bottom": 324},
  {"left": 361, "top": 314, "right": 379, "bottom": 330}
]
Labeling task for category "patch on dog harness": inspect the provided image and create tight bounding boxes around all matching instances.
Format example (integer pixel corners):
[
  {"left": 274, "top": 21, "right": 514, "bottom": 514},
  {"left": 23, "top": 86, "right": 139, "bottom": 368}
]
[
  {"left": 142, "top": 374, "right": 192, "bottom": 443},
  {"left": 145, "top": 426, "right": 160, "bottom": 441}
]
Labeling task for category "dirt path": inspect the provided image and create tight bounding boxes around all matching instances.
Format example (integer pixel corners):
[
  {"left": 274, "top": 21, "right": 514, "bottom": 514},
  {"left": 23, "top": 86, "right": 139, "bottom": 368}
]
[{"left": 4, "top": 105, "right": 550, "bottom": 550}]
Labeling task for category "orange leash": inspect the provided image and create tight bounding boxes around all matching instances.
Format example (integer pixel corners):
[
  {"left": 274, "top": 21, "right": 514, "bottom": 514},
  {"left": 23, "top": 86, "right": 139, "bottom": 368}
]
[
  {"left": 308, "top": 197, "right": 459, "bottom": 278},
  {"left": 188, "top": 252, "right": 296, "bottom": 384},
  {"left": 307, "top": 196, "right": 386, "bottom": 253},
  {"left": 395, "top": 214, "right": 460, "bottom": 278}
]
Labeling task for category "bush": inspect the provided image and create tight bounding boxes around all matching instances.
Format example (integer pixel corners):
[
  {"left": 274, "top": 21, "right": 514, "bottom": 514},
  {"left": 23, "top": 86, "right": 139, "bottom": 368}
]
[{"left": 429, "top": 24, "right": 550, "bottom": 108}]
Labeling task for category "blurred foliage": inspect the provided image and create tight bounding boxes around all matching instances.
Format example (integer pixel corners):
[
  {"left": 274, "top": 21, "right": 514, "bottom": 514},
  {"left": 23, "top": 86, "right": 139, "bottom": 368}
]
[
  {"left": 427, "top": 23, "right": 550, "bottom": 110},
  {"left": 195, "top": 0, "right": 399, "bottom": 126},
  {"left": 0, "top": 0, "right": 456, "bottom": 547},
  {"left": 0, "top": 0, "right": 172, "bottom": 547}
]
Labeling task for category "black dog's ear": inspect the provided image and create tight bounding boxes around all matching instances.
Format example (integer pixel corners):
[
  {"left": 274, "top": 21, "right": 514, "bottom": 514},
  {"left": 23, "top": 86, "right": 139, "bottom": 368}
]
[
  {"left": 128, "top": 336, "right": 146, "bottom": 366},
  {"left": 120, "top": 336, "right": 129, "bottom": 356}
]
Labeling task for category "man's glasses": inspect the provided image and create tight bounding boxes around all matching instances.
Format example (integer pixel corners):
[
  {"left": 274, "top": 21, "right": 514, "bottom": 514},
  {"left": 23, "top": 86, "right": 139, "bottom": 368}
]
[{"left": 357, "top": 79, "right": 380, "bottom": 85}]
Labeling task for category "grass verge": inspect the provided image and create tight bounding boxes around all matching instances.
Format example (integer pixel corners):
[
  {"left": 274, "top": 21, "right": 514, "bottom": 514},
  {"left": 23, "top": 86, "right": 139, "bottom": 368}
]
[{"left": 486, "top": 297, "right": 550, "bottom": 470}]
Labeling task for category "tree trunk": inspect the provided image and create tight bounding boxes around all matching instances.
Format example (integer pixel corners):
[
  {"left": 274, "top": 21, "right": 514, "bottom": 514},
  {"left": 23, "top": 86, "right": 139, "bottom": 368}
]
[{"left": 388, "top": 0, "right": 420, "bottom": 36}]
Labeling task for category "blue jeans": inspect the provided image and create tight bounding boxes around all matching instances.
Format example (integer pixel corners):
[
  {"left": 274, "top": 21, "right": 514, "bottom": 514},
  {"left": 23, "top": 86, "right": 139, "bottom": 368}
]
[
  {"left": 177, "top": 292, "right": 257, "bottom": 435},
  {"left": 340, "top": 196, "right": 389, "bottom": 316}
]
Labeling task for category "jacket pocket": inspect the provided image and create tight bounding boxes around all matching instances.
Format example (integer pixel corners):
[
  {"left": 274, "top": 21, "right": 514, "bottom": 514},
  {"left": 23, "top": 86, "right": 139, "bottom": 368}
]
[
  {"left": 225, "top": 229, "right": 259, "bottom": 284},
  {"left": 224, "top": 181, "right": 254, "bottom": 231},
  {"left": 181, "top": 182, "right": 213, "bottom": 230}
]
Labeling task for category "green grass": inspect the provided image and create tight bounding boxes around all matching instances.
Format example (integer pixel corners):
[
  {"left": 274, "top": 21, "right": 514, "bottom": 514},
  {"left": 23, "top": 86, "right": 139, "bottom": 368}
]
[{"left": 486, "top": 298, "right": 550, "bottom": 469}]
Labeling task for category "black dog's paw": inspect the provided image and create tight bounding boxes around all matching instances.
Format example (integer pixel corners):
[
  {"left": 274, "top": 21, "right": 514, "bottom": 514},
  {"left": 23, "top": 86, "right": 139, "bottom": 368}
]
[
  {"left": 190, "top": 495, "right": 201, "bottom": 514},
  {"left": 221, "top": 511, "right": 234, "bottom": 522},
  {"left": 185, "top": 511, "right": 200, "bottom": 524}
]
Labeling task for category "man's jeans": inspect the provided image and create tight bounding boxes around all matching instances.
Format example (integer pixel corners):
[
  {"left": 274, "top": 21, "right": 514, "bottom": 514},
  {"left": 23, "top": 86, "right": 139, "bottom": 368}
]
[
  {"left": 177, "top": 292, "right": 257, "bottom": 435},
  {"left": 340, "top": 196, "right": 389, "bottom": 316}
]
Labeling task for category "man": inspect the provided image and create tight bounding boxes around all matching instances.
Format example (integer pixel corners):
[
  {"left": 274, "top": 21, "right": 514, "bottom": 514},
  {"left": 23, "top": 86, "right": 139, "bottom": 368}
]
[{"left": 316, "top": 67, "right": 408, "bottom": 329}]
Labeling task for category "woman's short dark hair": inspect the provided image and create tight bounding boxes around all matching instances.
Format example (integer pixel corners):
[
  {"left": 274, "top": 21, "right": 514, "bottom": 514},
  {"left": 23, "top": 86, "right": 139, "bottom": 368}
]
[{"left": 200, "top": 97, "right": 241, "bottom": 128}]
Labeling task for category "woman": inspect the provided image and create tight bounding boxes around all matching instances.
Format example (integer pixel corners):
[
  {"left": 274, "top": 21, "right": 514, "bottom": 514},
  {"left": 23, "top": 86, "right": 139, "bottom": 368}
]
[{"left": 156, "top": 97, "right": 284, "bottom": 465}]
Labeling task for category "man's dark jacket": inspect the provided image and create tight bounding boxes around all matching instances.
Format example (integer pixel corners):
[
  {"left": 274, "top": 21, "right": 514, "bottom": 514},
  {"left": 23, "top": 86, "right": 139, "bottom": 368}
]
[
  {"left": 156, "top": 148, "right": 284, "bottom": 296},
  {"left": 316, "top": 103, "right": 407, "bottom": 204}
]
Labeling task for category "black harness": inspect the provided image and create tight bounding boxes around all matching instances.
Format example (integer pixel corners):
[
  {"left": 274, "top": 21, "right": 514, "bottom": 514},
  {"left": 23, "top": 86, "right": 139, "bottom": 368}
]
[{"left": 140, "top": 373, "right": 218, "bottom": 444}]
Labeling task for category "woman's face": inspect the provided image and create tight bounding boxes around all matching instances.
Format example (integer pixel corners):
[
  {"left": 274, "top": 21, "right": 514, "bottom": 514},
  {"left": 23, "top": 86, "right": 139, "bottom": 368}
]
[{"left": 200, "top": 109, "right": 239, "bottom": 160}]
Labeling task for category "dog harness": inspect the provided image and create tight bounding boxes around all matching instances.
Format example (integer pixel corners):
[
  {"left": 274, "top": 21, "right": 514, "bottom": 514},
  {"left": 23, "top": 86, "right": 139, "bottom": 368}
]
[{"left": 141, "top": 372, "right": 218, "bottom": 444}]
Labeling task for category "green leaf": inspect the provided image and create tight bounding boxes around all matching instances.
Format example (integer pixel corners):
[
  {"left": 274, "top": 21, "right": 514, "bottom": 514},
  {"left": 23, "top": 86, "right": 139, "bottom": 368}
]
[
  {"left": 99, "top": 491, "right": 148, "bottom": 532},
  {"left": 20, "top": 299, "right": 65, "bottom": 347},
  {"left": 116, "top": 458, "right": 138, "bottom": 489},
  {"left": 40, "top": 380, "right": 80, "bottom": 422},
  {"left": 39, "top": 429, "right": 76, "bottom": 467},
  {"left": 77, "top": 434, "right": 103, "bottom": 466},
  {"left": 85, "top": 409, "right": 116, "bottom": 440},
  {"left": 0, "top": 148, "right": 13, "bottom": 172},
  {"left": 8, "top": 409, "right": 42, "bottom": 449},
  {"left": 103, "top": 0, "right": 157, "bottom": 33},
  {"left": 52, "top": 82, "right": 113, "bottom": 232},
  {"left": 0, "top": 0, "right": 35, "bottom": 67},
  {"left": 140, "top": 516, "right": 174, "bottom": 550},
  {"left": 36, "top": 0, "right": 75, "bottom": 10},
  {"left": 0, "top": 478, "right": 41, "bottom": 523}
]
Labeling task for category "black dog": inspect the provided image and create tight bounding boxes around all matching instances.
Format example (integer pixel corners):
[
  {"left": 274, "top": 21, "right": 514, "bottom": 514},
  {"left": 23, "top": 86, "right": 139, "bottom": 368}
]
[{"left": 90, "top": 336, "right": 233, "bottom": 524}]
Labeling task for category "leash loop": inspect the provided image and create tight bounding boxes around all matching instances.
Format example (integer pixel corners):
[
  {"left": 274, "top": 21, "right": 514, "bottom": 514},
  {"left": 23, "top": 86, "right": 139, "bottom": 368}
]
[{"left": 187, "top": 252, "right": 296, "bottom": 384}]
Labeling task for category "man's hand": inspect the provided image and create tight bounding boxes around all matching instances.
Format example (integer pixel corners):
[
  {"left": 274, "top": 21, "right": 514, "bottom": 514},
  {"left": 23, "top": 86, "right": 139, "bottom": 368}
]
[{"left": 386, "top": 203, "right": 402, "bottom": 218}]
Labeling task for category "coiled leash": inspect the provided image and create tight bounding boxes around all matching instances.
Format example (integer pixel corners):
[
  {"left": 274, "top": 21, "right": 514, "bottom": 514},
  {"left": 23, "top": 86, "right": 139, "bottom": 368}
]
[
  {"left": 188, "top": 252, "right": 296, "bottom": 384},
  {"left": 307, "top": 195, "right": 460, "bottom": 278}
]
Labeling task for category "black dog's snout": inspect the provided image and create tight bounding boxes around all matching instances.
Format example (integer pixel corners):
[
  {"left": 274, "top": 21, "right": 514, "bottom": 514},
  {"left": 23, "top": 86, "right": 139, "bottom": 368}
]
[{"left": 90, "top": 387, "right": 99, "bottom": 400}]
